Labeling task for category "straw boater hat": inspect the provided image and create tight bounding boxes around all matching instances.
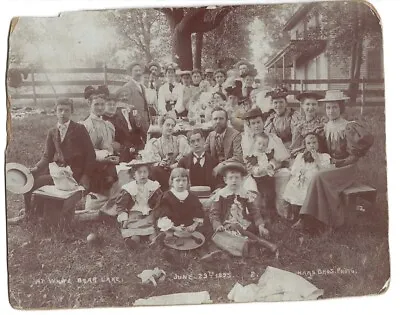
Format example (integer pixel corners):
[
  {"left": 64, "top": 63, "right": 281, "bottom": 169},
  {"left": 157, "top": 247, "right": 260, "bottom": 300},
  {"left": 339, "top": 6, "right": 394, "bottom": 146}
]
[
  {"left": 318, "top": 90, "right": 350, "bottom": 102},
  {"left": 296, "top": 91, "right": 324, "bottom": 102},
  {"left": 179, "top": 70, "right": 192, "bottom": 76},
  {"left": 216, "top": 161, "right": 247, "bottom": 176},
  {"left": 6, "top": 162, "right": 34, "bottom": 194},
  {"left": 127, "top": 157, "right": 158, "bottom": 169},
  {"left": 205, "top": 68, "right": 214, "bottom": 74}
]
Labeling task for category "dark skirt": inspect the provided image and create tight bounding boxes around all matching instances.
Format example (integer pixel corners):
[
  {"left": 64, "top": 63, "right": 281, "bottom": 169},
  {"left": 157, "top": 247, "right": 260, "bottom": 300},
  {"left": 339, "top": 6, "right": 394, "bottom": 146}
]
[
  {"left": 89, "top": 162, "right": 118, "bottom": 195},
  {"left": 299, "top": 164, "right": 356, "bottom": 227},
  {"left": 253, "top": 175, "right": 276, "bottom": 220}
]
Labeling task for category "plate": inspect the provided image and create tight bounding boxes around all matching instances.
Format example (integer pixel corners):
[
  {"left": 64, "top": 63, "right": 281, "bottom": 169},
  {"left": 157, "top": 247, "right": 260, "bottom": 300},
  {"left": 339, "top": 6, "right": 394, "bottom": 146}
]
[{"left": 164, "top": 231, "right": 205, "bottom": 251}]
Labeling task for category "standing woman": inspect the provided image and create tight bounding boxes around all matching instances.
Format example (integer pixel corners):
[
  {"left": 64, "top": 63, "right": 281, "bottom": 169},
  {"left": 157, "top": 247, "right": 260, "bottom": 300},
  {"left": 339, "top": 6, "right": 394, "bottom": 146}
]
[
  {"left": 81, "top": 85, "right": 119, "bottom": 200},
  {"left": 292, "top": 90, "right": 374, "bottom": 231},
  {"left": 264, "top": 86, "right": 301, "bottom": 148},
  {"left": 290, "top": 91, "right": 327, "bottom": 156},
  {"left": 144, "top": 115, "right": 190, "bottom": 190}
]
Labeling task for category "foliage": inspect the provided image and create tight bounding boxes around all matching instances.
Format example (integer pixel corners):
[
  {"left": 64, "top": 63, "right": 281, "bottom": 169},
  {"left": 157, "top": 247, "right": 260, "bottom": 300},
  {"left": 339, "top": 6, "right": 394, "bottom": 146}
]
[
  {"left": 308, "top": 1, "right": 382, "bottom": 70},
  {"left": 106, "top": 9, "right": 171, "bottom": 64}
]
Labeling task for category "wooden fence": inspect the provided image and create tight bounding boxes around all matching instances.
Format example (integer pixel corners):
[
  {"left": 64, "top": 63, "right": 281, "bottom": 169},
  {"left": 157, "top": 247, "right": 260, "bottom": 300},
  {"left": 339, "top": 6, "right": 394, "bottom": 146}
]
[
  {"left": 8, "top": 67, "right": 385, "bottom": 112},
  {"left": 9, "top": 66, "right": 129, "bottom": 104}
]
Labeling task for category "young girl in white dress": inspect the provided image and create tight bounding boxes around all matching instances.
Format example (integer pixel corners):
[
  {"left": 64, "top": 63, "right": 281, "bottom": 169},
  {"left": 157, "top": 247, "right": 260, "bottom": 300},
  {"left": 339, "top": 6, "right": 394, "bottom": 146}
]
[
  {"left": 115, "top": 161, "right": 163, "bottom": 249},
  {"left": 283, "top": 132, "right": 334, "bottom": 220}
]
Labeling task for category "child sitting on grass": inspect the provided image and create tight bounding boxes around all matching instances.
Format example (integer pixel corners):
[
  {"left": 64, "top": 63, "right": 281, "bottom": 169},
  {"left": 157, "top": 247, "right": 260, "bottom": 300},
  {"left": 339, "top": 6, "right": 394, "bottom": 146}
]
[
  {"left": 209, "top": 162, "right": 272, "bottom": 257},
  {"left": 153, "top": 168, "right": 204, "bottom": 236},
  {"left": 115, "top": 160, "right": 163, "bottom": 249},
  {"left": 283, "top": 132, "right": 334, "bottom": 221}
]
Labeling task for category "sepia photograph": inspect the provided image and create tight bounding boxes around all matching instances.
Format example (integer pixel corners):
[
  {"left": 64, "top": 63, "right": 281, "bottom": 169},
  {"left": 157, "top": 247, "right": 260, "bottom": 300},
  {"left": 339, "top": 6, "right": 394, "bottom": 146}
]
[{"left": 5, "top": 0, "right": 389, "bottom": 310}]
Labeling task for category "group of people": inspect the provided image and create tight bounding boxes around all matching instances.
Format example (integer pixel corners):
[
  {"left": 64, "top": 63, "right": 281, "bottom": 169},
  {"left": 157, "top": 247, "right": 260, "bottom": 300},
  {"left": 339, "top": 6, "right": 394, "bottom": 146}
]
[{"left": 13, "top": 58, "right": 375, "bottom": 258}]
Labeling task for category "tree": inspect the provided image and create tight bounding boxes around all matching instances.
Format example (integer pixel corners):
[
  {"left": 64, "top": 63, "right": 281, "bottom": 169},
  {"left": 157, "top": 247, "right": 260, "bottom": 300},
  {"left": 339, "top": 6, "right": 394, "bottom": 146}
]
[
  {"left": 159, "top": 6, "right": 235, "bottom": 70},
  {"left": 311, "top": 1, "right": 382, "bottom": 102},
  {"left": 109, "top": 9, "right": 171, "bottom": 64}
]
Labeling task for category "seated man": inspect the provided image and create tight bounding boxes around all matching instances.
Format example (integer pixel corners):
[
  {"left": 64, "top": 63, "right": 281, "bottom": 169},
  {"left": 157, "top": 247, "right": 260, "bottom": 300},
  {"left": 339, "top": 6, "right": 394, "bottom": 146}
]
[
  {"left": 205, "top": 107, "right": 243, "bottom": 166},
  {"left": 113, "top": 92, "right": 146, "bottom": 162},
  {"left": 178, "top": 129, "right": 219, "bottom": 190},
  {"left": 20, "top": 98, "right": 96, "bottom": 222}
]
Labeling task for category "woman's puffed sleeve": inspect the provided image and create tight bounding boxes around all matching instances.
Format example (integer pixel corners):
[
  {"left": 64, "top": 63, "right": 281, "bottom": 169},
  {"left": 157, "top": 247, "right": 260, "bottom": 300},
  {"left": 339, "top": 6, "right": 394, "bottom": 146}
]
[
  {"left": 177, "top": 135, "right": 190, "bottom": 160},
  {"left": 345, "top": 121, "right": 374, "bottom": 158},
  {"left": 269, "top": 134, "right": 290, "bottom": 162},
  {"left": 144, "top": 138, "right": 162, "bottom": 161}
]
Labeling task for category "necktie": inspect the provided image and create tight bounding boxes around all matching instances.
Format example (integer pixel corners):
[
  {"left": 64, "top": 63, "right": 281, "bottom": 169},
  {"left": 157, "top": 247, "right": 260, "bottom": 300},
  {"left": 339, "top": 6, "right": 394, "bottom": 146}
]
[
  {"left": 194, "top": 154, "right": 205, "bottom": 166},
  {"left": 218, "top": 85, "right": 223, "bottom": 93},
  {"left": 59, "top": 124, "right": 67, "bottom": 142},
  {"left": 169, "top": 83, "right": 174, "bottom": 92},
  {"left": 215, "top": 133, "right": 224, "bottom": 160},
  {"left": 150, "top": 81, "right": 155, "bottom": 90}
]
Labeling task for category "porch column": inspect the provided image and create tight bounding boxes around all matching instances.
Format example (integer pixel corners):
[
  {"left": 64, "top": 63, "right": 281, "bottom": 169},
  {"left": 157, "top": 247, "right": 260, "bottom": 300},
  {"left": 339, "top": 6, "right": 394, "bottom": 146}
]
[
  {"left": 282, "top": 53, "right": 286, "bottom": 81},
  {"left": 293, "top": 57, "right": 297, "bottom": 91}
]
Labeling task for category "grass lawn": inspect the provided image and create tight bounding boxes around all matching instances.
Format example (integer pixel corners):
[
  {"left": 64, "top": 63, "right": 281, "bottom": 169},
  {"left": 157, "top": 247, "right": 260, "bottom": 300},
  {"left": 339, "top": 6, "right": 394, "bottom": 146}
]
[{"left": 5, "top": 101, "right": 390, "bottom": 310}]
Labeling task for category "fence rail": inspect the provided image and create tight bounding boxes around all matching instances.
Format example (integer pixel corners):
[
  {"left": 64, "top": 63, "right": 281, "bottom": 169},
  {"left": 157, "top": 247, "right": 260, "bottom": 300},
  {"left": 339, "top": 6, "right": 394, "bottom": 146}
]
[{"left": 8, "top": 67, "right": 385, "bottom": 111}]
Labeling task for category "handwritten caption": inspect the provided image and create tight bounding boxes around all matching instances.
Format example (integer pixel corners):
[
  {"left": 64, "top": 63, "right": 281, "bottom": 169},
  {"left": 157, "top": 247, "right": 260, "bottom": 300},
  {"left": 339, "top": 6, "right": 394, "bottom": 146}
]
[
  {"left": 32, "top": 276, "right": 123, "bottom": 286},
  {"left": 172, "top": 271, "right": 232, "bottom": 281}
]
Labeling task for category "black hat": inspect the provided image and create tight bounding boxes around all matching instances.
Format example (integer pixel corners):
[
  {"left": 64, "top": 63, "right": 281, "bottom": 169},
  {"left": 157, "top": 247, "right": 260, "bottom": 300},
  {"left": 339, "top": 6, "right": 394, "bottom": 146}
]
[
  {"left": 266, "top": 85, "right": 289, "bottom": 100},
  {"left": 244, "top": 68, "right": 258, "bottom": 77},
  {"left": 295, "top": 91, "right": 324, "bottom": 102},
  {"left": 241, "top": 106, "right": 263, "bottom": 120},
  {"left": 84, "top": 85, "right": 109, "bottom": 100},
  {"left": 214, "top": 69, "right": 226, "bottom": 77}
]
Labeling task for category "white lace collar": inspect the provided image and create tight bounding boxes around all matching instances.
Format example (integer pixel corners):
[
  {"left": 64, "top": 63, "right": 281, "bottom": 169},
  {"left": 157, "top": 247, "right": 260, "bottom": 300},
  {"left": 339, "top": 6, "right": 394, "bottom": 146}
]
[
  {"left": 325, "top": 117, "right": 349, "bottom": 143},
  {"left": 122, "top": 179, "right": 161, "bottom": 197},
  {"left": 212, "top": 186, "right": 257, "bottom": 202}
]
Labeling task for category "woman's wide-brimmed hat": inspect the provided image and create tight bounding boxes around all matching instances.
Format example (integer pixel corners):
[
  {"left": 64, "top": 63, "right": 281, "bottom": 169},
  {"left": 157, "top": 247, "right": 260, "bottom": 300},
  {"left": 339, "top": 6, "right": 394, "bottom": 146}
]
[
  {"left": 296, "top": 91, "right": 324, "bottom": 102},
  {"left": 6, "top": 162, "right": 34, "bottom": 194},
  {"left": 147, "top": 61, "right": 161, "bottom": 71},
  {"left": 165, "top": 63, "right": 178, "bottom": 72},
  {"left": 216, "top": 161, "right": 247, "bottom": 176},
  {"left": 318, "top": 90, "right": 350, "bottom": 102},
  {"left": 244, "top": 68, "right": 258, "bottom": 77},
  {"left": 266, "top": 85, "right": 289, "bottom": 100},
  {"left": 236, "top": 59, "right": 252, "bottom": 69},
  {"left": 127, "top": 156, "right": 158, "bottom": 168},
  {"left": 164, "top": 231, "right": 206, "bottom": 251},
  {"left": 241, "top": 106, "right": 263, "bottom": 120},
  {"left": 84, "top": 85, "right": 110, "bottom": 100}
]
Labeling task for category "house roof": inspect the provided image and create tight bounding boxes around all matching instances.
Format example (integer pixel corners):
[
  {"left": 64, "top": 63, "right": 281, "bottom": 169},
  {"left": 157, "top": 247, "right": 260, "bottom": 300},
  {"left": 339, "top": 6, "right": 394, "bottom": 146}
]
[
  {"left": 283, "top": 3, "right": 316, "bottom": 31},
  {"left": 264, "top": 39, "right": 326, "bottom": 69}
]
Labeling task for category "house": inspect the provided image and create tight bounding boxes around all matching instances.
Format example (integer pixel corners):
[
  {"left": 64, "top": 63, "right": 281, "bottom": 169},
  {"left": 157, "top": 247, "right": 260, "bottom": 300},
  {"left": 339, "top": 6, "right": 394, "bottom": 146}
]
[{"left": 264, "top": 3, "right": 384, "bottom": 99}]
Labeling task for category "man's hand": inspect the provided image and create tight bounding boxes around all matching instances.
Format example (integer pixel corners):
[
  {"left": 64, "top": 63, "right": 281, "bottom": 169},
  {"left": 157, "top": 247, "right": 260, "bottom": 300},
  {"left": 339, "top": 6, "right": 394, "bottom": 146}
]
[
  {"left": 185, "top": 223, "right": 198, "bottom": 233},
  {"left": 258, "top": 224, "right": 270, "bottom": 239}
]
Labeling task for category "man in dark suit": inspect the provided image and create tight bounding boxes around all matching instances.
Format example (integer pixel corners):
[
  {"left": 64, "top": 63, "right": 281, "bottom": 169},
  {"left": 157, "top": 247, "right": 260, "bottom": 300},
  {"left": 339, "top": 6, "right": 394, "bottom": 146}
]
[
  {"left": 205, "top": 107, "right": 243, "bottom": 167},
  {"left": 178, "top": 129, "right": 218, "bottom": 190},
  {"left": 103, "top": 95, "right": 145, "bottom": 162},
  {"left": 22, "top": 98, "right": 96, "bottom": 220},
  {"left": 119, "top": 61, "right": 151, "bottom": 132}
]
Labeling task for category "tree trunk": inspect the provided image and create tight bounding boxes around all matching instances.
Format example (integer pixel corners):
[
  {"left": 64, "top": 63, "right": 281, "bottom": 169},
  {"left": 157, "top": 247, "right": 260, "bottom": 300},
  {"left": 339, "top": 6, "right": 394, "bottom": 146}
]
[
  {"left": 348, "top": 3, "right": 364, "bottom": 103},
  {"left": 194, "top": 33, "right": 203, "bottom": 70},
  {"left": 172, "top": 28, "right": 193, "bottom": 70}
]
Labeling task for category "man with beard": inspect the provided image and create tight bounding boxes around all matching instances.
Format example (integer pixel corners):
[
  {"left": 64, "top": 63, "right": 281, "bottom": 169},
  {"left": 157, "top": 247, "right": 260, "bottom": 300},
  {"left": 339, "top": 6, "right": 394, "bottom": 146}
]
[{"left": 205, "top": 107, "right": 243, "bottom": 165}]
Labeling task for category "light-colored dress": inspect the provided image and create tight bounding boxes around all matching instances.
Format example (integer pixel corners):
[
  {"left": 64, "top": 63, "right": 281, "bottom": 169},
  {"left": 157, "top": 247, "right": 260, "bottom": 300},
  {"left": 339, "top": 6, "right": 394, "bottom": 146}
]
[
  {"left": 144, "top": 134, "right": 190, "bottom": 163},
  {"left": 283, "top": 152, "right": 333, "bottom": 206},
  {"left": 116, "top": 179, "right": 162, "bottom": 238},
  {"left": 81, "top": 113, "right": 115, "bottom": 160}
]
